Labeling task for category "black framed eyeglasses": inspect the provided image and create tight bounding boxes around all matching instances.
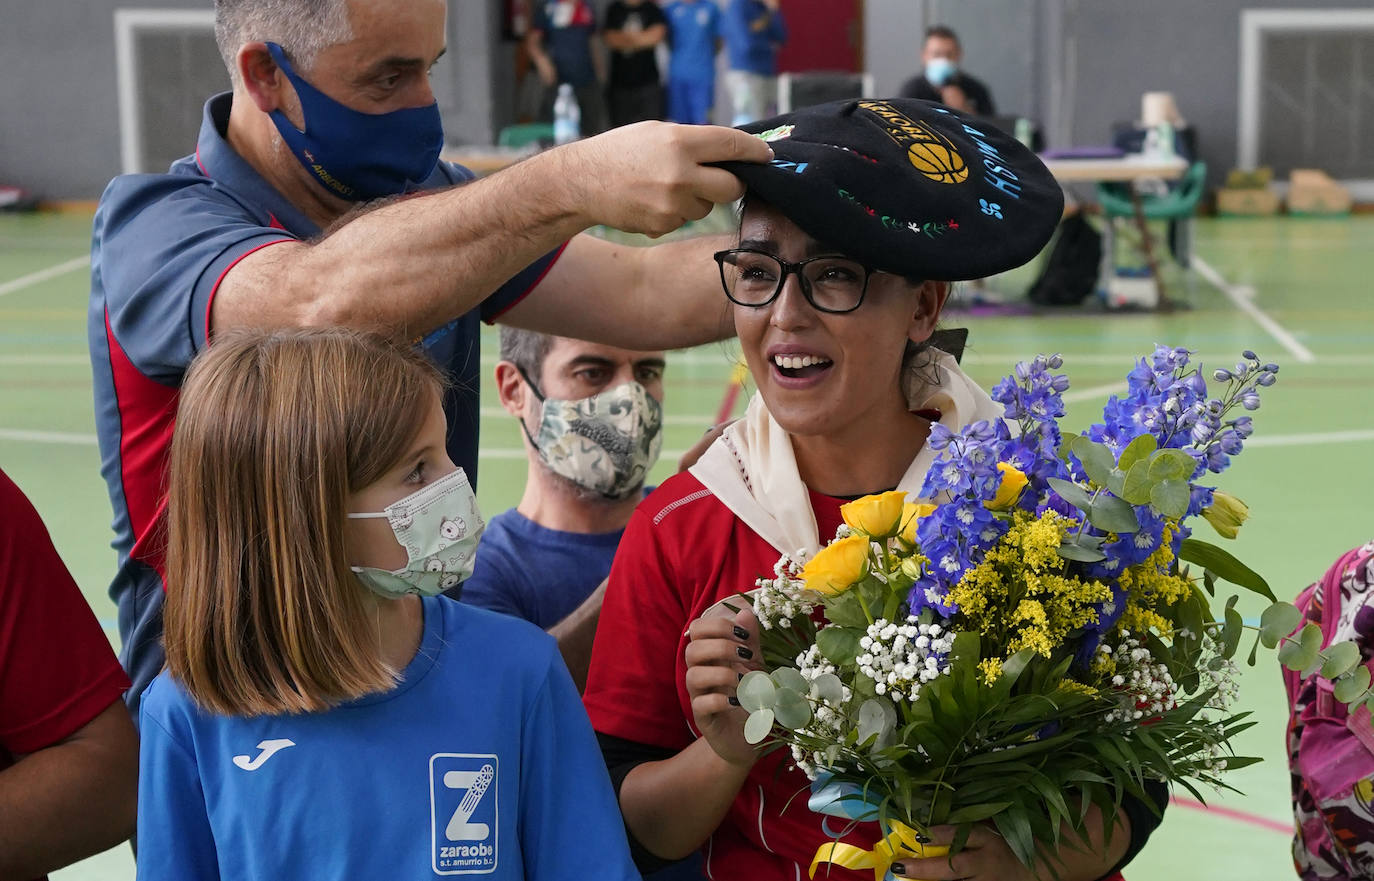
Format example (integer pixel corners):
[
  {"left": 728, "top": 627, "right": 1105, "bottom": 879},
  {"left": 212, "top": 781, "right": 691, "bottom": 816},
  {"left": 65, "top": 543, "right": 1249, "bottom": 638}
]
[{"left": 713, "top": 248, "right": 878, "bottom": 314}]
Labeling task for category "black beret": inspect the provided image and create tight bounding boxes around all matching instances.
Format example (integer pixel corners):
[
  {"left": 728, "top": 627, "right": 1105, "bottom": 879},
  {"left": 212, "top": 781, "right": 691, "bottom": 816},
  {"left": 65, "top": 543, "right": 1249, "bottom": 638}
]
[{"left": 716, "top": 98, "right": 1064, "bottom": 281}]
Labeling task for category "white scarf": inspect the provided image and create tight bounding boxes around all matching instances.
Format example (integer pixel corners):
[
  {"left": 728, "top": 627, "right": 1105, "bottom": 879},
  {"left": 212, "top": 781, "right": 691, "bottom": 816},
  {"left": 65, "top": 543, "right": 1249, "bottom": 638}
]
[{"left": 688, "top": 351, "right": 1002, "bottom": 557}]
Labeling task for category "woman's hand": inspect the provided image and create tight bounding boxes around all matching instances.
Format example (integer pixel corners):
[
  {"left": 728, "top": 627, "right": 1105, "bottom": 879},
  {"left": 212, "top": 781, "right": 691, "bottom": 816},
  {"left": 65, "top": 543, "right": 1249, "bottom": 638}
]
[
  {"left": 893, "top": 826, "right": 1035, "bottom": 881},
  {"left": 685, "top": 606, "right": 764, "bottom": 768}
]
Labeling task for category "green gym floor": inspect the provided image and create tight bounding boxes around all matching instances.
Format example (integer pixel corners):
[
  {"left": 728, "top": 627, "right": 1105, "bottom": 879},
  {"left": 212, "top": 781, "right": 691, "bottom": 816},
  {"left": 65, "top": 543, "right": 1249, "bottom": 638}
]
[{"left": 2, "top": 208, "right": 1371, "bottom": 880}]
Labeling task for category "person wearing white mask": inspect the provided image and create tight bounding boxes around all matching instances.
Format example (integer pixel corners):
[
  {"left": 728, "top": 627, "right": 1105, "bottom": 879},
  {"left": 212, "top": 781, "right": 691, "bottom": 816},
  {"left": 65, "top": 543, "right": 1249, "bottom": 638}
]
[{"left": 899, "top": 25, "right": 996, "bottom": 117}]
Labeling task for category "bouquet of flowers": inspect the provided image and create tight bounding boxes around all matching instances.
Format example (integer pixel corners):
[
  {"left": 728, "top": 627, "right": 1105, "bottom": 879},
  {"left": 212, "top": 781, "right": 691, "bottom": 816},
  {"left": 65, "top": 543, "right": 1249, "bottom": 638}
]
[{"left": 733, "top": 346, "right": 1366, "bottom": 876}]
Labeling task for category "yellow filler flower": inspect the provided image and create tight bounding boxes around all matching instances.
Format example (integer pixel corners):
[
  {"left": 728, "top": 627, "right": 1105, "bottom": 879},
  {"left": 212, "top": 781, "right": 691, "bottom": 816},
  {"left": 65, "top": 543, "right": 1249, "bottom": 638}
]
[
  {"left": 840, "top": 491, "right": 907, "bottom": 538},
  {"left": 801, "top": 534, "right": 871, "bottom": 596}
]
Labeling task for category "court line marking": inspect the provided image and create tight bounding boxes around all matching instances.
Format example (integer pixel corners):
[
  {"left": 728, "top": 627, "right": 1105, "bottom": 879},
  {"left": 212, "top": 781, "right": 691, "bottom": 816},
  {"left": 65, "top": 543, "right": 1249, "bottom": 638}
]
[
  {"left": 1168, "top": 796, "right": 1291, "bottom": 835},
  {"left": 1247, "top": 429, "right": 1374, "bottom": 448},
  {"left": 1062, "top": 382, "right": 1125, "bottom": 404},
  {"left": 0, "top": 255, "right": 90, "bottom": 299},
  {"left": 0, "top": 354, "right": 89, "bottom": 366},
  {"left": 0, "top": 428, "right": 98, "bottom": 445},
  {"left": 1192, "top": 256, "right": 1317, "bottom": 364}
]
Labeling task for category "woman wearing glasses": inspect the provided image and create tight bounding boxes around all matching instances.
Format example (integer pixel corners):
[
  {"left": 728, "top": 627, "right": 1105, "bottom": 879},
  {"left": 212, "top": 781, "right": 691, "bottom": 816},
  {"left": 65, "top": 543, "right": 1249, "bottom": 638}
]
[{"left": 582, "top": 100, "right": 1161, "bottom": 881}]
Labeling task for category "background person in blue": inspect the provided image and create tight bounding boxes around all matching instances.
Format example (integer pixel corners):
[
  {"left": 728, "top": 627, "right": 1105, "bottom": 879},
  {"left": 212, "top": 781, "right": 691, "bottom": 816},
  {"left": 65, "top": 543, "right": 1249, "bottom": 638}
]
[
  {"left": 722, "top": 0, "right": 786, "bottom": 126},
  {"left": 525, "top": 0, "right": 610, "bottom": 135},
  {"left": 89, "top": 0, "right": 772, "bottom": 712},
  {"left": 138, "top": 327, "right": 641, "bottom": 881},
  {"left": 664, "top": 0, "right": 723, "bottom": 124}
]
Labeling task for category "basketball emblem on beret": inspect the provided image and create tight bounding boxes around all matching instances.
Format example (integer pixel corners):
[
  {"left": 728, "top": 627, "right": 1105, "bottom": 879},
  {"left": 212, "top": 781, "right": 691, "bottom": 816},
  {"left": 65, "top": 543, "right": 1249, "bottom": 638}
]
[{"left": 907, "top": 138, "right": 968, "bottom": 184}]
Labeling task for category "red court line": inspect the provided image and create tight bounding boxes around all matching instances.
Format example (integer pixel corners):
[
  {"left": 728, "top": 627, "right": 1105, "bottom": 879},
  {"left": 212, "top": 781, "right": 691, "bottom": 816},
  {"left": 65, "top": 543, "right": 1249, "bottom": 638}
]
[{"left": 1169, "top": 796, "right": 1293, "bottom": 835}]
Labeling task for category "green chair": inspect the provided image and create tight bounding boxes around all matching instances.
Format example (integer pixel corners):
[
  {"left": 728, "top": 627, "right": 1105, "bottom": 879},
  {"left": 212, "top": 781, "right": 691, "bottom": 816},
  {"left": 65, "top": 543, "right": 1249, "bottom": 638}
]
[
  {"left": 497, "top": 123, "right": 554, "bottom": 150},
  {"left": 1096, "top": 160, "right": 1207, "bottom": 269}
]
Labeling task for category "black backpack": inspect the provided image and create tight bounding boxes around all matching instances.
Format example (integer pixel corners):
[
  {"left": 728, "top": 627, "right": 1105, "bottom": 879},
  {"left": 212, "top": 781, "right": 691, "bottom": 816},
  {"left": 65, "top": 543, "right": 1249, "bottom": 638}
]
[{"left": 1026, "top": 213, "right": 1102, "bottom": 306}]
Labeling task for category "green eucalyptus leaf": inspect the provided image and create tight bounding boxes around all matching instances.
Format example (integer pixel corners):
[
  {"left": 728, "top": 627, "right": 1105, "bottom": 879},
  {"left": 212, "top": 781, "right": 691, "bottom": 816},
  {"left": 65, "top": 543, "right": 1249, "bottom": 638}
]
[
  {"left": 1048, "top": 477, "right": 1095, "bottom": 513},
  {"left": 1105, "top": 470, "right": 1126, "bottom": 499},
  {"left": 1221, "top": 605, "right": 1244, "bottom": 659},
  {"left": 737, "top": 670, "right": 777, "bottom": 712},
  {"left": 1298, "top": 623, "right": 1325, "bottom": 678},
  {"left": 1149, "top": 449, "right": 1198, "bottom": 482},
  {"left": 771, "top": 666, "right": 809, "bottom": 695},
  {"left": 816, "top": 626, "right": 862, "bottom": 667},
  {"left": 773, "top": 688, "right": 812, "bottom": 729},
  {"left": 810, "top": 672, "right": 844, "bottom": 704},
  {"left": 1088, "top": 494, "right": 1141, "bottom": 534},
  {"left": 1259, "top": 602, "right": 1303, "bottom": 649},
  {"left": 1276, "top": 637, "right": 1308, "bottom": 671},
  {"left": 1118, "top": 434, "right": 1159, "bottom": 472},
  {"left": 1178, "top": 539, "right": 1276, "bottom": 601},
  {"left": 743, "top": 708, "right": 775, "bottom": 744},
  {"left": 1334, "top": 666, "right": 1373, "bottom": 704},
  {"left": 1121, "top": 460, "right": 1154, "bottom": 505},
  {"left": 1057, "top": 541, "right": 1108, "bottom": 563},
  {"left": 857, "top": 699, "right": 896, "bottom": 749},
  {"left": 1321, "top": 641, "right": 1363, "bottom": 680},
  {"left": 1150, "top": 479, "right": 1190, "bottom": 519},
  {"left": 1072, "top": 436, "right": 1118, "bottom": 488}
]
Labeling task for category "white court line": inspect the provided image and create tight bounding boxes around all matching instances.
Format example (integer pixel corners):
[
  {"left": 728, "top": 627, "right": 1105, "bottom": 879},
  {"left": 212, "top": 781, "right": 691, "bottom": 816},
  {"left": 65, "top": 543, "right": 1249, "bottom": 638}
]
[
  {"left": 1062, "top": 382, "right": 1125, "bottom": 404},
  {"left": 0, "top": 428, "right": 98, "bottom": 445},
  {"left": 1247, "top": 429, "right": 1374, "bottom": 449},
  {"left": 0, "top": 428, "right": 693, "bottom": 460},
  {"left": 1192, "top": 256, "right": 1316, "bottom": 364},
  {"left": 0, "top": 255, "right": 90, "bottom": 299}
]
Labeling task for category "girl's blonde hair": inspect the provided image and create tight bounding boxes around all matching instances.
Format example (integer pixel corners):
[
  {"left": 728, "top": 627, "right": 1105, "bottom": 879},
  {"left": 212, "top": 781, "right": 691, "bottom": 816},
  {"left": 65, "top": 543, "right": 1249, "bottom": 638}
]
[{"left": 163, "top": 327, "right": 445, "bottom": 716}]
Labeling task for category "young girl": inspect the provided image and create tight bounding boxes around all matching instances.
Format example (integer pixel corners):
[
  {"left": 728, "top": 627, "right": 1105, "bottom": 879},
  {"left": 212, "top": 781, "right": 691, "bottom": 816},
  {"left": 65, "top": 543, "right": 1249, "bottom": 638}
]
[
  {"left": 137, "top": 328, "right": 640, "bottom": 881},
  {"left": 582, "top": 99, "right": 1166, "bottom": 881}
]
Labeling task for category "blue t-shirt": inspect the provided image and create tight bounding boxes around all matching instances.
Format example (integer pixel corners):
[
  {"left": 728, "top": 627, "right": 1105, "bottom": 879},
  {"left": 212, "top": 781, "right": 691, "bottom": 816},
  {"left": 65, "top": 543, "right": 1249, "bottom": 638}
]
[
  {"left": 460, "top": 509, "right": 624, "bottom": 630},
  {"left": 723, "top": 0, "right": 786, "bottom": 75},
  {"left": 89, "top": 92, "right": 564, "bottom": 710},
  {"left": 664, "top": 1, "right": 722, "bottom": 84},
  {"left": 532, "top": 0, "right": 599, "bottom": 86},
  {"left": 137, "top": 596, "right": 638, "bottom": 881}
]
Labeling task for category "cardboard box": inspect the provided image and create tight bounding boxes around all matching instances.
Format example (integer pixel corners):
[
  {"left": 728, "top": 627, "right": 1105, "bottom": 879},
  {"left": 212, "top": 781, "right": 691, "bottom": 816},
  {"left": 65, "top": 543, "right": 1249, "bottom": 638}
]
[
  {"left": 1216, "top": 187, "right": 1280, "bottom": 216},
  {"left": 1287, "top": 168, "right": 1352, "bottom": 215}
]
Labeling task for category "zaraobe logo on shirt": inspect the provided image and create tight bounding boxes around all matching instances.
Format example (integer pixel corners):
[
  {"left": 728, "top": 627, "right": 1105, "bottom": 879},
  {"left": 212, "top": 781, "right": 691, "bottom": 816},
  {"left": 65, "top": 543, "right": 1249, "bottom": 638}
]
[{"left": 430, "top": 754, "right": 499, "bottom": 875}]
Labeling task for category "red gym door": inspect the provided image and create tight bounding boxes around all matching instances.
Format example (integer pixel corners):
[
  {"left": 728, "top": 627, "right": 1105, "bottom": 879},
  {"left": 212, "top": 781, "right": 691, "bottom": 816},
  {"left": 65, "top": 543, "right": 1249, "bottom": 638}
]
[{"left": 775, "top": 0, "right": 863, "bottom": 73}]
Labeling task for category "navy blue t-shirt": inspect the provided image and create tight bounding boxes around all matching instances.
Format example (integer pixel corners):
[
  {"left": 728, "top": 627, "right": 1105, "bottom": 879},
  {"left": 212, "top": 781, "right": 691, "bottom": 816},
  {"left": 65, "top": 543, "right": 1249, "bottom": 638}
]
[
  {"left": 461, "top": 509, "right": 624, "bottom": 630},
  {"left": 533, "top": 0, "right": 599, "bottom": 86}
]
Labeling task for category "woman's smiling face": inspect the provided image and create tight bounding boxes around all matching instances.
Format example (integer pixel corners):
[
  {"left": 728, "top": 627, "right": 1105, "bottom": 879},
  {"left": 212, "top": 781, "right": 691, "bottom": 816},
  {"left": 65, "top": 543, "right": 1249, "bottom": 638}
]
[{"left": 732, "top": 200, "right": 948, "bottom": 440}]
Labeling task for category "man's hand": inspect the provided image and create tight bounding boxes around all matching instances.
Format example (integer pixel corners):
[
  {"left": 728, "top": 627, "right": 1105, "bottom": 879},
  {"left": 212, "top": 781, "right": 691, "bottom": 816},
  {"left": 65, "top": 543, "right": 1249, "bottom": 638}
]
[
  {"left": 685, "top": 607, "right": 764, "bottom": 767},
  {"left": 558, "top": 122, "right": 773, "bottom": 237},
  {"left": 534, "top": 55, "right": 557, "bottom": 87},
  {"left": 893, "top": 826, "right": 1034, "bottom": 881}
]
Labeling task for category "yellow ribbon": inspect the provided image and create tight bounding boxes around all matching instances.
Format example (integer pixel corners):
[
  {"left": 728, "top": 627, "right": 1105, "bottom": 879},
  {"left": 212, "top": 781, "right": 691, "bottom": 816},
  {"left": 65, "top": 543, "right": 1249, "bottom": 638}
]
[{"left": 809, "top": 822, "right": 948, "bottom": 881}]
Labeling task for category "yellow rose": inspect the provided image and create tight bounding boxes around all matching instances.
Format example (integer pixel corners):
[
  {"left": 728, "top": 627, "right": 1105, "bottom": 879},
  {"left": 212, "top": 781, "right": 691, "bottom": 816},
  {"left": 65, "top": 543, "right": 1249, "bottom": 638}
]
[
  {"left": 801, "top": 534, "right": 871, "bottom": 596},
  {"left": 985, "top": 462, "right": 1028, "bottom": 510},
  {"left": 840, "top": 490, "right": 907, "bottom": 538},
  {"left": 1202, "top": 490, "right": 1250, "bottom": 539},
  {"left": 898, "top": 502, "right": 938, "bottom": 546}
]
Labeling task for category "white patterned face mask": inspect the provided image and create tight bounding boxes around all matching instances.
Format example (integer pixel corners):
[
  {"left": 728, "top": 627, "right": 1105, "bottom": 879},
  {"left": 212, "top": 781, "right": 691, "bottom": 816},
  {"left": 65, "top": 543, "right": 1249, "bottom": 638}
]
[
  {"left": 518, "top": 367, "right": 664, "bottom": 501},
  {"left": 347, "top": 468, "right": 485, "bottom": 599}
]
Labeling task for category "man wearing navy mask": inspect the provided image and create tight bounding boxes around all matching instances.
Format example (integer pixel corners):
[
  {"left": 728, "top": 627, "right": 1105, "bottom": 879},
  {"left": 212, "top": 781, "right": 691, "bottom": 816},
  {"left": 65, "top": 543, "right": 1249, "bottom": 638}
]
[
  {"left": 899, "top": 25, "right": 996, "bottom": 116},
  {"left": 89, "top": 0, "right": 772, "bottom": 712}
]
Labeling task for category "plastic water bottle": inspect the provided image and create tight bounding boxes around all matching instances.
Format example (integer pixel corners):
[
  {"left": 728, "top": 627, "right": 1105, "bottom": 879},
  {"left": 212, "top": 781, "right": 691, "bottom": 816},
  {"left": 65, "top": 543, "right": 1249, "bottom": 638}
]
[
  {"left": 553, "top": 84, "right": 580, "bottom": 145},
  {"left": 1156, "top": 120, "right": 1176, "bottom": 158},
  {"left": 1013, "top": 117, "right": 1033, "bottom": 148}
]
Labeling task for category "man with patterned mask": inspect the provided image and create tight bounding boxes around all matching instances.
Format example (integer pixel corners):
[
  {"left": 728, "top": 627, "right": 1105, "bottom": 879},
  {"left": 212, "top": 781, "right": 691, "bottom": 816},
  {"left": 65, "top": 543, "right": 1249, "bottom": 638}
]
[{"left": 459, "top": 328, "right": 666, "bottom": 677}]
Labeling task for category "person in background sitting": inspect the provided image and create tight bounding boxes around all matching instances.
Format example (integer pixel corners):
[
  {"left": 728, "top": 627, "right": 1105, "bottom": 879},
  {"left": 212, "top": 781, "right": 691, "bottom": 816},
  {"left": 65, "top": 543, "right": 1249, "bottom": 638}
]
[
  {"left": 0, "top": 467, "right": 136, "bottom": 880},
  {"left": 899, "top": 25, "right": 996, "bottom": 116}
]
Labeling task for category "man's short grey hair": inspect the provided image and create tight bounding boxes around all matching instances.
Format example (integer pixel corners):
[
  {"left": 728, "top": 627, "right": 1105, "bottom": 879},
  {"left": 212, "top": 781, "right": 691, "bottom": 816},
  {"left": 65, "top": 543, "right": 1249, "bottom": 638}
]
[
  {"left": 214, "top": 0, "right": 354, "bottom": 81},
  {"left": 499, "top": 327, "right": 555, "bottom": 385}
]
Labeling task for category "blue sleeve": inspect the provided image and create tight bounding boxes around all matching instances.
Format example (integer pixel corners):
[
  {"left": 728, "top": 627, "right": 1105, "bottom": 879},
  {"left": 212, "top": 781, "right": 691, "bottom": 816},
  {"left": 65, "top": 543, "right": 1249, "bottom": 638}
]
[
  {"left": 711, "top": 4, "right": 723, "bottom": 40},
  {"left": 92, "top": 175, "right": 294, "bottom": 383},
  {"left": 136, "top": 695, "right": 221, "bottom": 881},
  {"left": 723, "top": 0, "right": 747, "bottom": 42},
  {"left": 770, "top": 10, "right": 786, "bottom": 43},
  {"left": 519, "top": 651, "right": 639, "bottom": 881}
]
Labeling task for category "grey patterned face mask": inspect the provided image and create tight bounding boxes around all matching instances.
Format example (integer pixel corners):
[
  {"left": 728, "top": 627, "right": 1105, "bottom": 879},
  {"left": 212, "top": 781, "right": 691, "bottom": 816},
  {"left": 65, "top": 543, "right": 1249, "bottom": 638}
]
[
  {"left": 347, "top": 468, "right": 485, "bottom": 599},
  {"left": 518, "top": 367, "right": 664, "bottom": 501}
]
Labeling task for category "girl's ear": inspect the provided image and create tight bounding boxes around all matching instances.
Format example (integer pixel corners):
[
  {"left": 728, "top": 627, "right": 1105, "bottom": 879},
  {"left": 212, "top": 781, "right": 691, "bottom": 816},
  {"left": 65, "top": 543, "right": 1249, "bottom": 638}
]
[{"left": 907, "top": 281, "right": 950, "bottom": 345}]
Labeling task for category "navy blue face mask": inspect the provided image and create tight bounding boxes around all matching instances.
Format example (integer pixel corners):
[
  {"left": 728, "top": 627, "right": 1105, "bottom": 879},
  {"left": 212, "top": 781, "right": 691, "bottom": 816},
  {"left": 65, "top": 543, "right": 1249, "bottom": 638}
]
[{"left": 265, "top": 42, "right": 444, "bottom": 202}]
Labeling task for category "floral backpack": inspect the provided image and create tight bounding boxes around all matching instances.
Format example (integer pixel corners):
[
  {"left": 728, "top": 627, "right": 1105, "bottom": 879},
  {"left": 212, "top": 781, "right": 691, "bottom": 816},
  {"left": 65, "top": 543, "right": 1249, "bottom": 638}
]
[{"left": 1284, "top": 540, "right": 1374, "bottom": 879}]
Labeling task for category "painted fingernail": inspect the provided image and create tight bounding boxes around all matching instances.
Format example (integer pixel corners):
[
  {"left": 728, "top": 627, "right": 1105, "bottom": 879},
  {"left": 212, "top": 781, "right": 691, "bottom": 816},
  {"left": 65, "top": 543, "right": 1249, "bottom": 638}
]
[
  {"left": 736, "top": 646, "right": 753, "bottom": 660},
  {"left": 737, "top": 672, "right": 744, "bottom": 681},
  {"left": 733, "top": 625, "right": 751, "bottom": 640},
  {"left": 728, "top": 696, "right": 740, "bottom": 707},
  {"left": 890, "top": 865, "right": 907, "bottom": 876}
]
